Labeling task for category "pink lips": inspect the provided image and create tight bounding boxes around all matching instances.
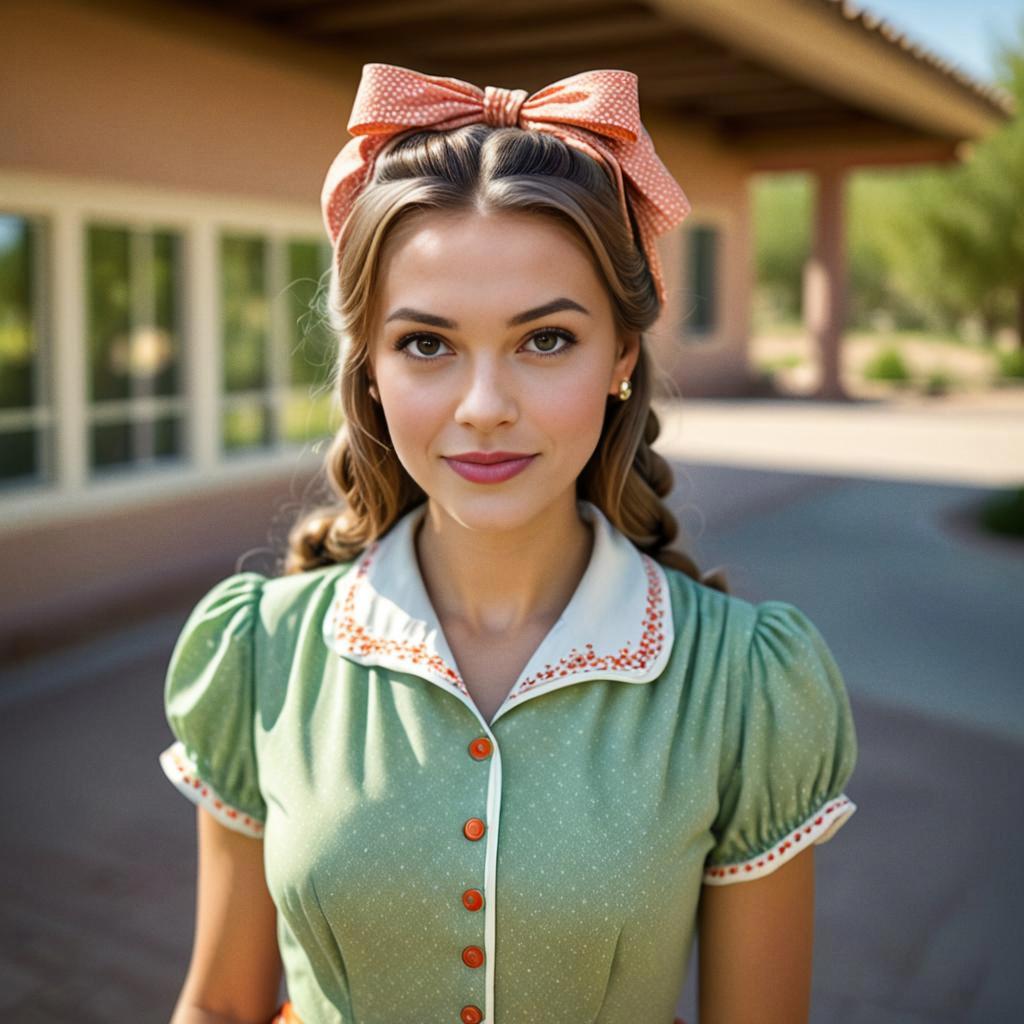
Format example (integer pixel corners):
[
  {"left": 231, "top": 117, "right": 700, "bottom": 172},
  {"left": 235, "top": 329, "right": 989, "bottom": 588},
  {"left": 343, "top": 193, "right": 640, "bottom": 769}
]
[{"left": 443, "top": 451, "right": 537, "bottom": 484}]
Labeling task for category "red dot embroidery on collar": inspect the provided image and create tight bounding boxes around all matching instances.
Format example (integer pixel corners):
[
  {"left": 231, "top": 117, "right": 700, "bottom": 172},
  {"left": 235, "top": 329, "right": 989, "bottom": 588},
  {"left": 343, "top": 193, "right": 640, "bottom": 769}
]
[
  {"left": 327, "top": 540, "right": 667, "bottom": 708},
  {"left": 507, "top": 554, "right": 666, "bottom": 700},
  {"left": 331, "top": 542, "right": 471, "bottom": 696},
  {"left": 329, "top": 547, "right": 667, "bottom": 702}
]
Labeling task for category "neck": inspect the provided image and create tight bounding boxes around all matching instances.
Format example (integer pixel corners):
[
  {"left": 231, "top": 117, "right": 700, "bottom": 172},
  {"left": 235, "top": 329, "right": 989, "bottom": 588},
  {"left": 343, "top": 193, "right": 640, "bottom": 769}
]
[{"left": 414, "top": 492, "right": 593, "bottom": 636}]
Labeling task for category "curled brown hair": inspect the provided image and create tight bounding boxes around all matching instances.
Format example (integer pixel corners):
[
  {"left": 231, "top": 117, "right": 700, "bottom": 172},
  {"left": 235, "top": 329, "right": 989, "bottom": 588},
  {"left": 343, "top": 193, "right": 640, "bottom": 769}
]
[{"left": 285, "top": 122, "right": 727, "bottom": 593}]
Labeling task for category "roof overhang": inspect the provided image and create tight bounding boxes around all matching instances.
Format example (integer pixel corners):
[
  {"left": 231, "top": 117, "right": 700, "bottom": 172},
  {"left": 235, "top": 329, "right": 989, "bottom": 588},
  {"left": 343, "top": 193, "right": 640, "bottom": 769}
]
[
  {"left": 649, "top": 0, "right": 1011, "bottom": 164},
  {"left": 137, "top": 0, "right": 1014, "bottom": 172}
]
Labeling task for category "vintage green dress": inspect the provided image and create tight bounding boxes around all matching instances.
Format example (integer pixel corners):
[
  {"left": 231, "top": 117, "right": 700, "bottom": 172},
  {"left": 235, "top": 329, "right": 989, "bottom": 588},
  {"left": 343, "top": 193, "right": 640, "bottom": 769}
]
[{"left": 158, "top": 498, "right": 859, "bottom": 1024}]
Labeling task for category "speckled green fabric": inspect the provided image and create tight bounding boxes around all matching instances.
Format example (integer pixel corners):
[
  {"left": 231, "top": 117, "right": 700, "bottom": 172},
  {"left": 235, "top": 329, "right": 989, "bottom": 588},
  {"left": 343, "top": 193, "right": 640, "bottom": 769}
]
[{"left": 159, "top": 501, "right": 858, "bottom": 1024}]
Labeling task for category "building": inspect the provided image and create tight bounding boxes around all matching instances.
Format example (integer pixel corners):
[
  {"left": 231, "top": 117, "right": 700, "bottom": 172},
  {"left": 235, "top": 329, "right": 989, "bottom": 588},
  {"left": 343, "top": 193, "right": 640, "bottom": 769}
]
[{"left": 0, "top": 0, "right": 1011, "bottom": 659}]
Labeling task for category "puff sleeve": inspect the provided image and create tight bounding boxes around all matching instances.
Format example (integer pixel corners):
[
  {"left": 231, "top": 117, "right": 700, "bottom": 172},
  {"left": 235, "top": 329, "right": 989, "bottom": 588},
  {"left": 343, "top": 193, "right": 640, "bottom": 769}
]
[
  {"left": 702, "top": 600, "right": 859, "bottom": 885},
  {"left": 157, "top": 572, "right": 267, "bottom": 838}
]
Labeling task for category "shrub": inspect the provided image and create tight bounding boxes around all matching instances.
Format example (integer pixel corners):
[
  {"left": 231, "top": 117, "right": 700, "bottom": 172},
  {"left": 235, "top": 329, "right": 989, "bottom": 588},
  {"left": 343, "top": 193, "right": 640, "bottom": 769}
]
[
  {"left": 864, "top": 345, "right": 911, "bottom": 384},
  {"left": 997, "top": 348, "right": 1024, "bottom": 379},
  {"left": 980, "top": 485, "right": 1024, "bottom": 539},
  {"left": 921, "top": 369, "right": 955, "bottom": 396}
]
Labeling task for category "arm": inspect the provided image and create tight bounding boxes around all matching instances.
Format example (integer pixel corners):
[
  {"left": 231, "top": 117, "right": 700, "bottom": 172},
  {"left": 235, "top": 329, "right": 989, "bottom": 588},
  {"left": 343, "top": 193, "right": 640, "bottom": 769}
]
[
  {"left": 169, "top": 807, "right": 283, "bottom": 1024},
  {"left": 696, "top": 846, "right": 815, "bottom": 1024}
]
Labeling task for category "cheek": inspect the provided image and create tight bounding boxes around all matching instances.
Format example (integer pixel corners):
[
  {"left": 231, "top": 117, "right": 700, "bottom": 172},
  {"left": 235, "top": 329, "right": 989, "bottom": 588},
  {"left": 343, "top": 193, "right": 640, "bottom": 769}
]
[
  {"left": 532, "top": 372, "right": 609, "bottom": 453},
  {"left": 377, "top": 374, "right": 441, "bottom": 458}
]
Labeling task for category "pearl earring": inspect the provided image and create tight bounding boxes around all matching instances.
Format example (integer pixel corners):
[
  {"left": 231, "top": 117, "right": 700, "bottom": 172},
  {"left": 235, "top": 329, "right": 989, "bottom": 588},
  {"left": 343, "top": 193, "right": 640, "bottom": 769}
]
[{"left": 617, "top": 378, "right": 632, "bottom": 402}]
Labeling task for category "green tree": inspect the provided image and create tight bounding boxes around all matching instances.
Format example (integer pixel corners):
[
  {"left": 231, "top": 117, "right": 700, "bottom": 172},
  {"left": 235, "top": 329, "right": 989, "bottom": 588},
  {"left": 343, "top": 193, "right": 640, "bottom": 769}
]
[
  {"left": 752, "top": 173, "right": 810, "bottom": 323},
  {"left": 885, "top": 18, "right": 1024, "bottom": 347}
]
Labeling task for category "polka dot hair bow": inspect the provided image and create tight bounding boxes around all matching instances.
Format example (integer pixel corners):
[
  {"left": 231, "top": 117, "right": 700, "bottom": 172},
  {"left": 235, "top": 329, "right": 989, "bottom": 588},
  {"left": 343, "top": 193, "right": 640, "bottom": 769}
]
[{"left": 320, "top": 62, "right": 692, "bottom": 305}]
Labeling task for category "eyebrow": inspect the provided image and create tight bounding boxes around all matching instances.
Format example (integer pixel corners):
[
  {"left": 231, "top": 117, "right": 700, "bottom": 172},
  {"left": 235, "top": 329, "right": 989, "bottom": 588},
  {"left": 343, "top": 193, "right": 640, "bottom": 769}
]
[{"left": 383, "top": 297, "right": 591, "bottom": 329}]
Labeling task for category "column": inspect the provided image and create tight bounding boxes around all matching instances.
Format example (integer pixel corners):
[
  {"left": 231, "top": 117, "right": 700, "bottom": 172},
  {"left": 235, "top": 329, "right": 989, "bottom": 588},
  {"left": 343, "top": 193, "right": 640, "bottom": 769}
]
[{"left": 803, "top": 165, "right": 849, "bottom": 401}]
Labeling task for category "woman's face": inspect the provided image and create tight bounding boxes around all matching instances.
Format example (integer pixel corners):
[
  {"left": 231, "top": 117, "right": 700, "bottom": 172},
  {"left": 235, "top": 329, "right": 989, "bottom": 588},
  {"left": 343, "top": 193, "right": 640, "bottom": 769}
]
[{"left": 368, "top": 209, "right": 639, "bottom": 534}]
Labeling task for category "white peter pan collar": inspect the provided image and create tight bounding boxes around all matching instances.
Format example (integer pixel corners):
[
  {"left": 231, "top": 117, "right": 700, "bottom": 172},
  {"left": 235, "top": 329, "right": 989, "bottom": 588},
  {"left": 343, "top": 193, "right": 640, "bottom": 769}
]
[{"left": 322, "top": 499, "right": 674, "bottom": 723}]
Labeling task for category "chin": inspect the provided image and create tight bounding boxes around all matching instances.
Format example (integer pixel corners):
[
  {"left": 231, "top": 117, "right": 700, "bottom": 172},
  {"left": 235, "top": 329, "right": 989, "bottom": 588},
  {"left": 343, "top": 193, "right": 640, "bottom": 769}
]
[{"left": 428, "top": 481, "right": 569, "bottom": 535}]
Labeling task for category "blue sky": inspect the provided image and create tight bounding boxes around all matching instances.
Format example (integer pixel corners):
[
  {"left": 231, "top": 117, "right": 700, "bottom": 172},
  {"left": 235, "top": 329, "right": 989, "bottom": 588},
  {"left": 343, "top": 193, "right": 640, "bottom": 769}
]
[{"left": 858, "top": 0, "right": 1024, "bottom": 84}]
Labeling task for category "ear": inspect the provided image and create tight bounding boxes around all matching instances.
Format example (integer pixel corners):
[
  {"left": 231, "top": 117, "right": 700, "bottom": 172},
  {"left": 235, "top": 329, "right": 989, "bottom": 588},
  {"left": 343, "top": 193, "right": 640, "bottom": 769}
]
[
  {"left": 364, "top": 354, "right": 381, "bottom": 403},
  {"left": 608, "top": 330, "right": 641, "bottom": 398}
]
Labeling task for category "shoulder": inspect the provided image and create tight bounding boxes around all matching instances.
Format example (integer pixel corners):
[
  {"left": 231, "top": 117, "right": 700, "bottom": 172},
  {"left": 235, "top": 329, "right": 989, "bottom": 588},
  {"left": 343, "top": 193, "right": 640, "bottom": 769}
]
[
  {"left": 175, "top": 563, "right": 358, "bottom": 642},
  {"left": 256, "top": 559, "right": 361, "bottom": 633},
  {"left": 659, "top": 563, "right": 760, "bottom": 651},
  {"left": 658, "top": 565, "right": 847, "bottom": 698},
  {"left": 660, "top": 562, "right": 836, "bottom": 639}
]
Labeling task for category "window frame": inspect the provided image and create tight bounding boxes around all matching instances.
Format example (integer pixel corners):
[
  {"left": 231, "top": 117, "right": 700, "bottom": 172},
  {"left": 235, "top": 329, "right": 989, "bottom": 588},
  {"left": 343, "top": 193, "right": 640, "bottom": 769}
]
[{"left": 0, "top": 170, "right": 331, "bottom": 531}]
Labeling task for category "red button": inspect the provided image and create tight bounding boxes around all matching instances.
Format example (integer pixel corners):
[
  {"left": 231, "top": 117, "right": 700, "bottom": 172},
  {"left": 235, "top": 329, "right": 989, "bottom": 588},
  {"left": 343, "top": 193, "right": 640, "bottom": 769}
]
[
  {"left": 469, "top": 737, "right": 492, "bottom": 760},
  {"left": 462, "top": 888, "right": 484, "bottom": 911},
  {"left": 462, "top": 945, "right": 485, "bottom": 968},
  {"left": 463, "top": 817, "right": 485, "bottom": 841},
  {"left": 461, "top": 1007, "right": 483, "bottom": 1024}
]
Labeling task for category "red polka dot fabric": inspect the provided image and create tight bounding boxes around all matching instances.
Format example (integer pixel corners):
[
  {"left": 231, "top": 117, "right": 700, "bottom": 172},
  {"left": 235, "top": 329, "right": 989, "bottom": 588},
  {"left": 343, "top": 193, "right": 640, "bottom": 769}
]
[{"left": 320, "top": 62, "right": 692, "bottom": 305}]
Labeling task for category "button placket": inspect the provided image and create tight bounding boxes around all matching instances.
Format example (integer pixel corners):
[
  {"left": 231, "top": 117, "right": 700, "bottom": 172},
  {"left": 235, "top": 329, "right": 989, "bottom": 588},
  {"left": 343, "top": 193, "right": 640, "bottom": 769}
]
[{"left": 460, "top": 734, "right": 493, "bottom": 1021}]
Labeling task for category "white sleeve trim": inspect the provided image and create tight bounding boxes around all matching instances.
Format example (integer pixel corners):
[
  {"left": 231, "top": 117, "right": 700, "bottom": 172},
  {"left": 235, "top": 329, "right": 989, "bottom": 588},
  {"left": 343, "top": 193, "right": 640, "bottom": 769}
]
[
  {"left": 702, "top": 793, "right": 856, "bottom": 886},
  {"left": 158, "top": 740, "right": 266, "bottom": 838}
]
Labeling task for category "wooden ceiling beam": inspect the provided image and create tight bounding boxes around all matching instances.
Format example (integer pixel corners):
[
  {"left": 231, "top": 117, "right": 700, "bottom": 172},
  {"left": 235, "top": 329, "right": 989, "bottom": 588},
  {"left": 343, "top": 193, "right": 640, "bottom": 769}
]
[
  {"left": 637, "top": 70, "right": 790, "bottom": 100},
  {"left": 260, "top": 0, "right": 622, "bottom": 31},
  {"left": 407, "top": 41, "right": 745, "bottom": 86},
  {"left": 385, "top": 59, "right": 794, "bottom": 108},
  {"left": 236, "top": 0, "right": 477, "bottom": 19},
  {"left": 292, "top": 0, "right": 634, "bottom": 35},
  {"left": 697, "top": 90, "right": 842, "bottom": 115},
  {"left": 305, "top": 15, "right": 672, "bottom": 56},
  {"left": 718, "top": 109, "right": 888, "bottom": 141},
  {"left": 736, "top": 129, "right": 961, "bottom": 170}
]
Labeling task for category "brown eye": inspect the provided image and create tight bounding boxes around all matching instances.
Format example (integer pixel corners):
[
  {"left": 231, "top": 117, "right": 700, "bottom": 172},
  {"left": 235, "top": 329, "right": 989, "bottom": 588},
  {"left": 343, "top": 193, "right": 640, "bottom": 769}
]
[
  {"left": 394, "top": 334, "right": 451, "bottom": 360},
  {"left": 524, "top": 328, "right": 576, "bottom": 357}
]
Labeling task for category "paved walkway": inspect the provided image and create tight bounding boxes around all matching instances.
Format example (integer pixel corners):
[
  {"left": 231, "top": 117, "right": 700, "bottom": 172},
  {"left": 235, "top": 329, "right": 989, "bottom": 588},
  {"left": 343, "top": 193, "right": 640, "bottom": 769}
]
[
  {"left": 1, "top": 393, "right": 1021, "bottom": 1022},
  {"left": 653, "top": 390, "right": 1024, "bottom": 486}
]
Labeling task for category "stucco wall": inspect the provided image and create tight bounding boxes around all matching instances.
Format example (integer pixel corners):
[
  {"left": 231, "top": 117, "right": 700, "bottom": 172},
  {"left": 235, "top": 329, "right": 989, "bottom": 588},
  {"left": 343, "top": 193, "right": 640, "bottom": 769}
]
[
  {"left": 646, "top": 113, "right": 755, "bottom": 396},
  {"left": 1, "top": 0, "right": 362, "bottom": 208},
  {"left": 0, "top": 470, "right": 324, "bottom": 661}
]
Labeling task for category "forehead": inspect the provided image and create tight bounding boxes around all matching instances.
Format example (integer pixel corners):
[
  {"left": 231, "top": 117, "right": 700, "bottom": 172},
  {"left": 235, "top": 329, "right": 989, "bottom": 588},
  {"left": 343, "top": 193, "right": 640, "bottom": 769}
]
[{"left": 377, "top": 209, "right": 608, "bottom": 310}]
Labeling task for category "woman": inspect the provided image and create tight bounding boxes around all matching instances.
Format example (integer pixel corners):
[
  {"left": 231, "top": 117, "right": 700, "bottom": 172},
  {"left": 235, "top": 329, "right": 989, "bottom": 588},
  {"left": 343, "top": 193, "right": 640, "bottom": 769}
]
[{"left": 159, "top": 64, "right": 858, "bottom": 1024}]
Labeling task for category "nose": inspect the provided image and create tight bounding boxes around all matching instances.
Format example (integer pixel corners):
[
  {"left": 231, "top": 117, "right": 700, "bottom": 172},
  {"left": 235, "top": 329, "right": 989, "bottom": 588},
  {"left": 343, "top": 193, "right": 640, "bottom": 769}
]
[{"left": 453, "top": 357, "right": 518, "bottom": 432}]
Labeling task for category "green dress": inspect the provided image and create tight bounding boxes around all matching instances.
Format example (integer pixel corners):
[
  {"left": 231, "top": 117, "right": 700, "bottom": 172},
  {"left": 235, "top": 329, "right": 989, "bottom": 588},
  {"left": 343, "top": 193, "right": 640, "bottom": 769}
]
[{"left": 159, "top": 499, "right": 858, "bottom": 1024}]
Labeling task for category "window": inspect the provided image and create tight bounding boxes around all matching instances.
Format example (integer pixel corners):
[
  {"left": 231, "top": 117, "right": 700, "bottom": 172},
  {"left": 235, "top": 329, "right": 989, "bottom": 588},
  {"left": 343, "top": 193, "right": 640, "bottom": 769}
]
[
  {"left": 0, "top": 213, "right": 52, "bottom": 487},
  {"left": 86, "top": 223, "right": 186, "bottom": 472},
  {"left": 220, "top": 233, "right": 336, "bottom": 453},
  {"left": 686, "top": 224, "right": 719, "bottom": 337},
  {"left": 1, "top": 202, "right": 336, "bottom": 506}
]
